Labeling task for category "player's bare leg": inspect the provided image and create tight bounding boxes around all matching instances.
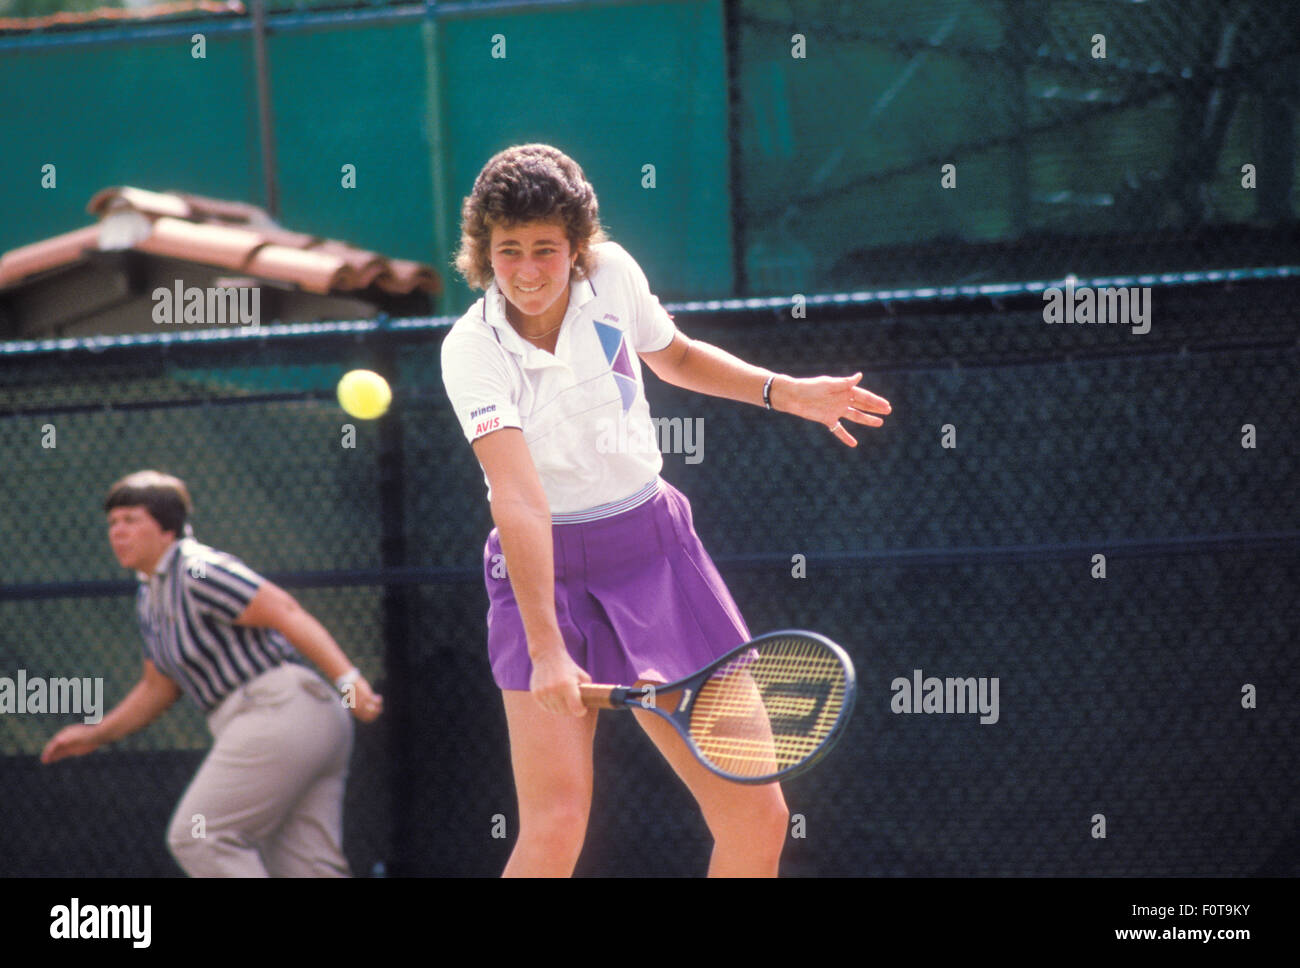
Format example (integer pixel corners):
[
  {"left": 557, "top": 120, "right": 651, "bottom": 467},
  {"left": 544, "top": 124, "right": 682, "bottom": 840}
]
[
  {"left": 500, "top": 688, "right": 599, "bottom": 877},
  {"left": 632, "top": 698, "right": 789, "bottom": 877}
]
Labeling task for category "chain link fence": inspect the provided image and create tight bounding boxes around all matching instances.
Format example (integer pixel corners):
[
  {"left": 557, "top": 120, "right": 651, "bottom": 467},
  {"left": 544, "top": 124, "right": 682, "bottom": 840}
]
[
  {"left": 1, "top": 268, "right": 1295, "bottom": 875},
  {"left": 732, "top": 0, "right": 1300, "bottom": 294}
]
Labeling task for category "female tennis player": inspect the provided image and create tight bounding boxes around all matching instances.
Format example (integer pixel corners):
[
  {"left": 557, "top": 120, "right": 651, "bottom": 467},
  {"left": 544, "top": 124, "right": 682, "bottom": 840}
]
[{"left": 441, "top": 144, "right": 890, "bottom": 876}]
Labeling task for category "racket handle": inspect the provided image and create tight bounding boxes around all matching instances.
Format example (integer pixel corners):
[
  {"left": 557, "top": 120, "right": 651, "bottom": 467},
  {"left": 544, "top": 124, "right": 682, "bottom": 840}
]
[{"left": 579, "top": 684, "right": 626, "bottom": 709}]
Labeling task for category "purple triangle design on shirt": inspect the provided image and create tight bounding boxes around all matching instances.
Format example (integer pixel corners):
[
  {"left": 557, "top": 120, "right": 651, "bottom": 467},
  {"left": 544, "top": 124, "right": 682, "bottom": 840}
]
[
  {"left": 613, "top": 373, "right": 637, "bottom": 414},
  {"left": 611, "top": 340, "right": 634, "bottom": 379}
]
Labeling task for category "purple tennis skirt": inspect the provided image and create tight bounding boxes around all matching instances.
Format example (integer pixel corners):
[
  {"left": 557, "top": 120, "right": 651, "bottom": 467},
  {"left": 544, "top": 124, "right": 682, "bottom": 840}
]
[{"left": 483, "top": 479, "right": 750, "bottom": 691}]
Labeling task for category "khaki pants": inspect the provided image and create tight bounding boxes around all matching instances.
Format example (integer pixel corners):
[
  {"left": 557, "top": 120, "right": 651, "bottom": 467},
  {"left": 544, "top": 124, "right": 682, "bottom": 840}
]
[{"left": 166, "top": 663, "right": 354, "bottom": 877}]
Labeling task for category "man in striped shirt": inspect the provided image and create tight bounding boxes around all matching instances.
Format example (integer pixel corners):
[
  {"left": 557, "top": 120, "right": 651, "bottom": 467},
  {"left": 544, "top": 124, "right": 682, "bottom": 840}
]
[{"left": 41, "top": 470, "right": 382, "bottom": 877}]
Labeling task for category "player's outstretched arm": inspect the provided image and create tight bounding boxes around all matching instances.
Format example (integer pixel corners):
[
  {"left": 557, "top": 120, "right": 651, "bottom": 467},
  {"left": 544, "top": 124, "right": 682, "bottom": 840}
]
[
  {"left": 473, "top": 427, "right": 590, "bottom": 717},
  {"left": 40, "top": 660, "right": 181, "bottom": 764},
  {"left": 236, "top": 583, "right": 383, "bottom": 723},
  {"left": 640, "top": 332, "right": 891, "bottom": 447}
]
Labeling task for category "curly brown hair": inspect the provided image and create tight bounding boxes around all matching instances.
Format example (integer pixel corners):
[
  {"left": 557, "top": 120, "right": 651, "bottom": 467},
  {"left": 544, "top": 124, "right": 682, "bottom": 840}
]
[{"left": 455, "top": 144, "right": 608, "bottom": 291}]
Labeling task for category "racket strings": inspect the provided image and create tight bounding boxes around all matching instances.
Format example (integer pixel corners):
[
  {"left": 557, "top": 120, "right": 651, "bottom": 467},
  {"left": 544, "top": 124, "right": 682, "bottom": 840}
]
[{"left": 689, "top": 638, "right": 849, "bottom": 777}]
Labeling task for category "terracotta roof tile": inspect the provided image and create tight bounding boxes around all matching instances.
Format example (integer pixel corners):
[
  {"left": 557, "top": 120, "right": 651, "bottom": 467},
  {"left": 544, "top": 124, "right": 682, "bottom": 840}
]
[
  {"left": 88, "top": 186, "right": 191, "bottom": 220},
  {"left": 312, "top": 240, "right": 387, "bottom": 286},
  {"left": 0, "top": 186, "right": 441, "bottom": 299},
  {"left": 135, "top": 217, "right": 264, "bottom": 270},
  {"left": 378, "top": 259, "right": 442, "bottom": 295},
  {"left": 173, "top": 191, "right": 278, "bottom": 227},
  {"left": 0, "top": 225, "right": 101, "bottom": 289},
  {"left": 253, "top": 226, "right": 321, "bottom": 249},
  {"left": 0, "top": 1, "right": 245, "bottom": 33},
  {"left": 246, "top": 246, "right": 352, "bottom": 295}
]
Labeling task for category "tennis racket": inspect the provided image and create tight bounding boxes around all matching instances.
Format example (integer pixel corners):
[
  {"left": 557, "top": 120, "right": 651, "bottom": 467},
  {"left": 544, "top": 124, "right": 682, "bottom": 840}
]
[{"left": 579, "top": 629, "right": 855, "bottom": 785}]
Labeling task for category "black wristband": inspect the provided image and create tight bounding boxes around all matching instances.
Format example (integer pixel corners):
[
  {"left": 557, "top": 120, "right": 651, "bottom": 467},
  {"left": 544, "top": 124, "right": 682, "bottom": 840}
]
[{"left": 763, "top": 375, "right": 776, "bottom": 410}]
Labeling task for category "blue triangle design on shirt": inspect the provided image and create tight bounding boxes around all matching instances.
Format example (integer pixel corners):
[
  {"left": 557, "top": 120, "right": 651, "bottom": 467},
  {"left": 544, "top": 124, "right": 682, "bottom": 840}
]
[
  {"left": 593, "top": 320, "right": 623, "bottom": 365},
  {"left": 613, "top": 373, "right": 637, "bottom": 413}
]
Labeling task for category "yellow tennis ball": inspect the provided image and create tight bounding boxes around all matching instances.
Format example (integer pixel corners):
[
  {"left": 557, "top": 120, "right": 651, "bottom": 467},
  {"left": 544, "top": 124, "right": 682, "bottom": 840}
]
[{"left": 337, "top": 369, "right": 391, "bottom": 419}]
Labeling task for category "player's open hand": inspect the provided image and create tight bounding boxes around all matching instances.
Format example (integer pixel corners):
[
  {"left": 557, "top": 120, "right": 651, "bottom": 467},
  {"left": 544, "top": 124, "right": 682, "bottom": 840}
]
[
  {"left": 40, "top": 724, "right": 102, "bottom": 764},
  {"left": 774, "top": 372, "right": 891, "bottom": 447},
  {"left": 347, "top": 675, "right": 384, "bottom": 723},
  {"left": 529, "top": 648, "right": 591, "bottom": 717}
]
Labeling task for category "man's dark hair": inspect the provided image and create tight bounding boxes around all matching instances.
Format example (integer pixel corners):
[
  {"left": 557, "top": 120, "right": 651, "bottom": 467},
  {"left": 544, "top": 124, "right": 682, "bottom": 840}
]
[{"left": 104, "top": 470, "right": 192, "bottom": 537}]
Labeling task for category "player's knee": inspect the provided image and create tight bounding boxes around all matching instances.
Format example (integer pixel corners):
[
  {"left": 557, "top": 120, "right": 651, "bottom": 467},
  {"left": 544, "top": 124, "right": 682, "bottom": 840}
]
[
  {"left": 519, "top": 800, "right": 589, "bottom": 855},
  {"left": 712, "top": 791, "right": 788, "bottom": 851},
  {"left": 752, "top": 794, "right": 790, "bottom": 846},
  {"left": 769, "top": 794, "right": 792, "bottom": 831},
  {"left": 166, "top": 819, "right": 206, "bottom": 872},
  {"left": 167, "top": 813, "right": 244, "bottom": 871}
]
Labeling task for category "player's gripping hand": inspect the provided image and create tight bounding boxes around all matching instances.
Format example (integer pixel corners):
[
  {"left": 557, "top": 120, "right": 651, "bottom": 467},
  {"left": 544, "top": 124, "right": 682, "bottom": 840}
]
[
  {"left": 529, "top": 648, "right": 591, "bottom": 717},
  {"left": 774, "top": 372, "right": 891, "bottom": 447},
  {"left": 40, "top": 724, "right": 103, "bottom": 764},
  {"left": 349, "top": 675, "right": 384, "bottom": 724}
]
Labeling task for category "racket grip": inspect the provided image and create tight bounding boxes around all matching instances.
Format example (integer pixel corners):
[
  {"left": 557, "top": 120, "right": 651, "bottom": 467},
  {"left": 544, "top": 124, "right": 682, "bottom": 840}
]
[{"left": 578, "top": 684, "right": 624, "bottom": 709}]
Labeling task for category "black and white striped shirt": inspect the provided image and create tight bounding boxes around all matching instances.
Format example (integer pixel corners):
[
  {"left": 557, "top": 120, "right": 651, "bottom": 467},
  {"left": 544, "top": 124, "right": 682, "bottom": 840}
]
[{"left": 134, "top": 538, "right": 300, "bottom": 712}]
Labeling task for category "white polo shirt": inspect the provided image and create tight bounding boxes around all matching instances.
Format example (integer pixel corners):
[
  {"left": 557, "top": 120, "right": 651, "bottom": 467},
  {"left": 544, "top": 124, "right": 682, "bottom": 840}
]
[{"left": 441, "top": 241, "right": 677, "bottom": 520}]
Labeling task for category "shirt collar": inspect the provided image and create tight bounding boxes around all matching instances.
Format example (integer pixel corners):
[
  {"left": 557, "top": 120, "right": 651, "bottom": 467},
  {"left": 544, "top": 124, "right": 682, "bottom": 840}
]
[
  {"left": 138, "top": 538, "right": 183, "bottom": 584},
  {"left": 482, "top": 275, "right": 597, "bottom": 358}
]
